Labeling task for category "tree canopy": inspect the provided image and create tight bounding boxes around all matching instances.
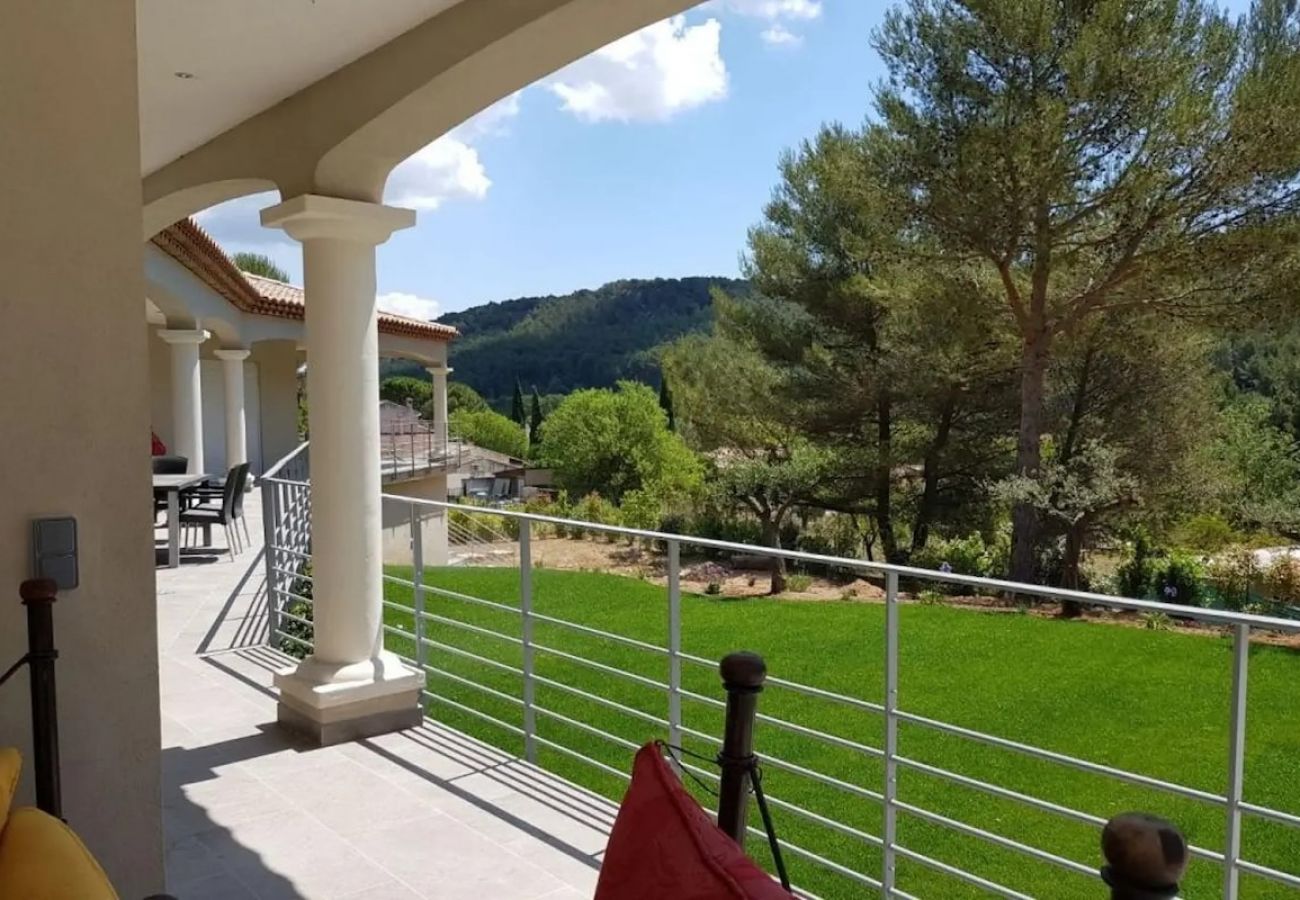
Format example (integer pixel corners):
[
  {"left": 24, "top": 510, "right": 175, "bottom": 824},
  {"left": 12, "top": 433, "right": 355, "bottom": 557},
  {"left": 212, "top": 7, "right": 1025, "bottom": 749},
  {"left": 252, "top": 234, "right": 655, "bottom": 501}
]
[{"left": 538, "top": 382, "right": 701, "bottom": 504}]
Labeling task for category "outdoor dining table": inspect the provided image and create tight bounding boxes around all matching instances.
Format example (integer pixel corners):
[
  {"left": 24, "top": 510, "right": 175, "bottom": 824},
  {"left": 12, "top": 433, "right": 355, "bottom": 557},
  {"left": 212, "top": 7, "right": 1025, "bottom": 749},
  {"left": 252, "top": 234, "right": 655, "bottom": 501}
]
[{"left": 153, "top": 473, "right": 210, "bottom": 568}]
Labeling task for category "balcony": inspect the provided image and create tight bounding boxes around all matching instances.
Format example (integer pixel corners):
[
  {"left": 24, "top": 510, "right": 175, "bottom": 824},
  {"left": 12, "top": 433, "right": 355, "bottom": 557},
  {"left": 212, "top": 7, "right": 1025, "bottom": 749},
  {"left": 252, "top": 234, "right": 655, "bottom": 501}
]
[
  {"left": 158, "top": 486, "right": 607, "bottom": 900},
  {"left": 237, "top": 459, "right": 1300, "bottom": 899}
]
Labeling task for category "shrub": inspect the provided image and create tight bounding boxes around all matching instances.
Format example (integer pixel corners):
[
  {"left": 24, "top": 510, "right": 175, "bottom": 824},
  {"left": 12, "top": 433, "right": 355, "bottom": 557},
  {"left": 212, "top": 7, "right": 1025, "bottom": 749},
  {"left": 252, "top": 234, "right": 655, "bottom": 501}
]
[
  {"left": 619, "top": 488, "right": 662, "bottom": 534},
  {"left": 277, "top": 564, "right": 314, "bottom": 659},
  {"left": 785, "top": 574, "right": 814, "bottom": 592},
  {"left": 1141, "top": 612, "right": 1173, "bottom": 631},
  {"left": 575, "top": 492, "right": 621, "bottom": 539},
  {"left": 1151, "top": 552, "right": 1207, "bottom": 607},
  {"left": 796, "top": 513, "right": 863, "bottom": 559},
  {"left": 705, "top": 582, "right": 723, "bottom": 595},
  {"left": 1116, "top": 533, "right": 1157, "bottom": 599},
  {"left": 1171, "top": 514, "right": 1240, "bottom": 553},
  {"left": 1263, "top": 555, "right": 1300, "bottom": 606},
  {"left": 1207, "top": 549, "right": 1260, "bottom": 611},
  {"left": 911, "top": 533, "right": 993, "bottom": 581},
  {"left": 918, "top": 589, "right": 944, "bottom": 606}
]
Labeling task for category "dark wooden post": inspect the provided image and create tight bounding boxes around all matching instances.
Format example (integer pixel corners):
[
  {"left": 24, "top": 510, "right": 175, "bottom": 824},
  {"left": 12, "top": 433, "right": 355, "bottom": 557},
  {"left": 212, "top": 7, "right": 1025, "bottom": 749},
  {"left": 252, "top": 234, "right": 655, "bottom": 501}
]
[
  {"left": 1100, "top": 812, "right": 1187, "bottom": 900},
  {"left": 20, "top": 578, "right": 62, "bottom": 819},
  {"left": 716, "top": 651, "right": 766, "bottom": 846}
]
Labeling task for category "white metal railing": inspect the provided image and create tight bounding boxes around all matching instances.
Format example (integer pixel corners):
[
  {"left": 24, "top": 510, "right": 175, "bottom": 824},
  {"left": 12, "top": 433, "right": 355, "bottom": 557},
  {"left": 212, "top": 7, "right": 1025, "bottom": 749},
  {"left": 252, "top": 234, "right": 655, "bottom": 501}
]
[
  {"left": 381, "top": 425, "right": 462, "bottom": 480},
  {"left": 259, "top": 473, "right": 1300, "bottom": 899}
]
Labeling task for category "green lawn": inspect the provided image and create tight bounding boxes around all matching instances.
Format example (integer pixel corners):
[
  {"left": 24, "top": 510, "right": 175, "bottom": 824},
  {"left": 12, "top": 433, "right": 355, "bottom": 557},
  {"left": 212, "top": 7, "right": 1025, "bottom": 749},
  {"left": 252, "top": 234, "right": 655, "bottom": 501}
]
[{"left": 377, "top": 565, "right": 1300, "bottom": 899}]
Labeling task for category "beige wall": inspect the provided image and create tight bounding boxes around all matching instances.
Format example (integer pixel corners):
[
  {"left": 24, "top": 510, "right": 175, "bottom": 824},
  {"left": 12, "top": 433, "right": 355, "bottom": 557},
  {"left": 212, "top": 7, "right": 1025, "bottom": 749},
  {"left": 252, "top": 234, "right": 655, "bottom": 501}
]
[
  {"left": 382, "top": 474, "right": 449, "bottom": 567},
  {"left": 254, "top": 340, "right": 301, "bottom": 473},
  {"left": 0, "top": 1, "right": 164, "bottom": 894}
]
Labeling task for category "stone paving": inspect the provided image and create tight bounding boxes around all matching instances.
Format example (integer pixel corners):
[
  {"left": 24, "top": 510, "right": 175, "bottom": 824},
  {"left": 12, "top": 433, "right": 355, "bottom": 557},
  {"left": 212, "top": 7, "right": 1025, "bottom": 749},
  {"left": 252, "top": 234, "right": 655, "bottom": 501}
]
[{"left": 156, "top": 491, "right": 610, "bottom": 899}]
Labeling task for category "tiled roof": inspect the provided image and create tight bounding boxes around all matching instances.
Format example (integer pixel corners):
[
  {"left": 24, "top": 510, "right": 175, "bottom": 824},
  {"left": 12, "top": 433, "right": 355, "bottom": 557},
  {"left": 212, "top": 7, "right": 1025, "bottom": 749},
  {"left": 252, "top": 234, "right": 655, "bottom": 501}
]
[{"left": 151, "top": 218, "right": 457, "bottom": 342}]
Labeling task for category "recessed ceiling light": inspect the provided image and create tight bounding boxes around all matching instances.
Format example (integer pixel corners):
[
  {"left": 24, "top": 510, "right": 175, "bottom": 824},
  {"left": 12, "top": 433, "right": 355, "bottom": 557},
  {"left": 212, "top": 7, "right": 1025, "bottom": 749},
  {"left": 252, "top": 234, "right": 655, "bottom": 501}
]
[{"left": 174, "top": 71, "right": 195, "bottom": 80}]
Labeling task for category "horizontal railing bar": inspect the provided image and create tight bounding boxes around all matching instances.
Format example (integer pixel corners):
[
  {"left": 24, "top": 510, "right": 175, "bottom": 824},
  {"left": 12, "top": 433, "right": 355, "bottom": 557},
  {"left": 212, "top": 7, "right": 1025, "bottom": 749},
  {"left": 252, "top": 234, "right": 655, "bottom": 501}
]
[
  {"left": 530, "top": 673, "right": 669, "bottom": 728},
  {"left": 422, "top": 691, "right": 525, "bottom": 736},
  {"left": 755, "top": 829, "right": 883, "bottom": 890},
  {"left": 279, "top": 589, "right": 314, "bottom": 607},
  {"left": 1236, "top": 858, "right": 1300, "bottom": 889},
  {"left": 1241, "top": 801, "right": 1300, "bottom": 829},
  {"left": 268, "top": 545, "right": 311, "bottom": 561},
  {"left": 532, "top": 705, "right": 642, "bottom": 751},
  {"left": 679, "top": 652, "right": 884, "bottom": 713},
  {"left": 762, "top": 793, "right": 885, "bottom": 848},
  {"left": 677, "top": 724, "right": 887, "bottom": 804},
  {"left": 530, "top": 642, "right": 669, "bottom": 692},
  {"left": 679, "top": 687, "right": 727, "bottom": 709},
  {"left": 895, "top": 709, "right": 1226, "bottom": 805},
  {"left": 261, "top": 442, "right": 309, "bottom": 480},
  {"left": 424, "top": 582, "right": 521, "bottom": 616},
  {"left": 892, "top": 754, "right": 1226, "bottom": 864},
  {"left": 892, "top": 844, "right": 1035, "bottom": 900},
  {"left": 425, "top": 665, "right": 525, "bottom": 707},
  {"left": 420, "top": 612, "right": 523, "bottom": 646},
  {"left": 275, "top": 608, "right": 313, "bottom": 629},
  {"left": 529, "top": 733, "right": 632, "bottom": 782},
  {"left": 421, "top": 639, "right": 523, "bottom": 676},
  {"left": 530, "top": 611, "right": 669, "bottom": 655},
  {"left": 383, "top": 624, "right": 415, "bottom": 640},
  {"left": 272, "top": 566, "right": 312, "bottom": 581},
  {"left": 894, "top": 800, "right": 1097, "bottom": 879},
  {"left": 267, "top": 477, "right": 310, "bottom": 488},
  {"left": 274, "top": 631, "right": 313, "bottom": 650},
  {"left": 755, "top": 712, "right": 885, "bottom": 758},
  {"left": 384, "top": 493, "right": 1300, "bottom": 633}
]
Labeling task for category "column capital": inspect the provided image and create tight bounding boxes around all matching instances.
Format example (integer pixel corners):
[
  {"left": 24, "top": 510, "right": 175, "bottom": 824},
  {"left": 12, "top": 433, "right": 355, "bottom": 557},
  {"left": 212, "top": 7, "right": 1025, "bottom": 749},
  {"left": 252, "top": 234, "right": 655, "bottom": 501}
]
[
  {"left": 214, "top": 348, "right": 251, "bottom": 362},
  {"left": 426, "top": 365, "right": 453, "bottom": 378},
  {"left": 158, "top": 328, "right": 210, "bottom": 345},
  {"left": 260, "top": 194, "right": 415, "bottom": 245}
]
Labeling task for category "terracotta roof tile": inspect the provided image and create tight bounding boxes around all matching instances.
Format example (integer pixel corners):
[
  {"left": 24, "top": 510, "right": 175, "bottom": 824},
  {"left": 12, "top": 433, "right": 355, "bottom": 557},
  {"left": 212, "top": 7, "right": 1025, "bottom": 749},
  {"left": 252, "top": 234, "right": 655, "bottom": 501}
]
[{"left": 150, "top": 218, "right": 457, "bottom": 342}]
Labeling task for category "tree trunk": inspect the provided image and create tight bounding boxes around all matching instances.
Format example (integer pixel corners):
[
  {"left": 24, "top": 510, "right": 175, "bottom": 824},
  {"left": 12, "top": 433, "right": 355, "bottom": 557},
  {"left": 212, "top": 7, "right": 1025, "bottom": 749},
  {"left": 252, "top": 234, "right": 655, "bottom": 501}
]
[
  {"left": 911, "top": 392, "right": 957, "bottom": 556},
  {"left": 761, "top": 518, "right": 787, "bottom": 595},
  {"left": 1060, "top": 523, "right": 1085, "bottom": 617},
  {"left": 1011, "top": 332, "right": 1052, "bottom": 584},
  {"left": 876, "top": 392, "right": 901, "bottom": 563}
]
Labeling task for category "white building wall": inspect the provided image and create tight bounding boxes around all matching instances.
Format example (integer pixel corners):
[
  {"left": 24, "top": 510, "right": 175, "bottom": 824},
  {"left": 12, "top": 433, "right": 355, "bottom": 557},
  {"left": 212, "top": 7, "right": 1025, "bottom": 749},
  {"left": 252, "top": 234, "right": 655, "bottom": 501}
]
[
  {"left": 0, "top": 2, "right": 165, "bottom": 892},
  {"left": 382, "top": 473, "right": 450, "bottom": 567},
  {"left": 199, "top": 358, "right": 262, "bottom": 474}
]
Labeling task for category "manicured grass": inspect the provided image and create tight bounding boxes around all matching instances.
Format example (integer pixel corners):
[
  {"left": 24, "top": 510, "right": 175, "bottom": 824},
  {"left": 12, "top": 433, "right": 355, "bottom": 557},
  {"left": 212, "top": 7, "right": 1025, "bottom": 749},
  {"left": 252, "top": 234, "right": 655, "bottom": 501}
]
[{"left": 378, "top": 565, "right": 1300, "bottom": 899}]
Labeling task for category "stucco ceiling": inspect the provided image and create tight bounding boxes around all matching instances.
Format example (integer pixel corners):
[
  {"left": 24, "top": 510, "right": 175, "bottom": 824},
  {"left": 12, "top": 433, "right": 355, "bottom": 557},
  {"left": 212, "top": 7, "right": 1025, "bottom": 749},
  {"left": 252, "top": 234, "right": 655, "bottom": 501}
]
[{"left": 136, "top": 0, "right": 464, "bottom": 175}]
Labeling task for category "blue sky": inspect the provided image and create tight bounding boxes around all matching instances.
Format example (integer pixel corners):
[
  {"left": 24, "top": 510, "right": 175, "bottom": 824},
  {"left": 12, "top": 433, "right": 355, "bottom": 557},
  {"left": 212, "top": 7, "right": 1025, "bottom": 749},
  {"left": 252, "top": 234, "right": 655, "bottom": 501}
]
[
  {"left": 198, "top": 0, "right": 1252, "bottom": 319},
  {"left": 196, "top": 1, "right": 890, "bottom": 318}
]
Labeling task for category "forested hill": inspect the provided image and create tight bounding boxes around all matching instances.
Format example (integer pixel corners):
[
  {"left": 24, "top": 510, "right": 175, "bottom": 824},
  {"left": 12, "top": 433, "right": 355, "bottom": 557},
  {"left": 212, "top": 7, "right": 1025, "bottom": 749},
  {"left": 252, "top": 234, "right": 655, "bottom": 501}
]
[{"left": 427, "top": 277, "right": 749, "bottom": 404}]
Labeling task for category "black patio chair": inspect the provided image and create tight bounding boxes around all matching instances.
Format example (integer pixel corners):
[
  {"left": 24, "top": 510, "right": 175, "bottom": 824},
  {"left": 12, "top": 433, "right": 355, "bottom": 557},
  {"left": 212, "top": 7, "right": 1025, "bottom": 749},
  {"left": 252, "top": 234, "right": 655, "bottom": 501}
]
[{"left": 179, "top": 466, "right": 244, "bottom": 561}]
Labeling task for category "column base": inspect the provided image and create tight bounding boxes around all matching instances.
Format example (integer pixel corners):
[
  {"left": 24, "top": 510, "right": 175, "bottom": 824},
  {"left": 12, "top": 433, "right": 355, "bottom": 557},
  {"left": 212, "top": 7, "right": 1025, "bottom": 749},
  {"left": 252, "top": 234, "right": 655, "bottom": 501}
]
[{"left": 274, "top": 651, "right": 423, "bottom": 746}]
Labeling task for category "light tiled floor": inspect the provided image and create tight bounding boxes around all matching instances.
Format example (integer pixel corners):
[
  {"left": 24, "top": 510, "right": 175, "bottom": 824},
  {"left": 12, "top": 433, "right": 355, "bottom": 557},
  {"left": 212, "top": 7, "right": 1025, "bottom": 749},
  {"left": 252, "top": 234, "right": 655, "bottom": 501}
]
[{"left": 157, "top": 491, "right": 610, "bottom": 899}]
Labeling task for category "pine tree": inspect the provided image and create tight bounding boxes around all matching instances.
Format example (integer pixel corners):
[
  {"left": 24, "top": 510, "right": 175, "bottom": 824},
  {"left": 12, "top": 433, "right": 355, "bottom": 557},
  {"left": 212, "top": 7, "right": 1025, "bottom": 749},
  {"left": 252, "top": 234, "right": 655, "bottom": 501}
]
[
  {"left": 529, "top": 387, "right": 544, "bottom": 447},
  {"left": 510, "top": 378, "right": 527, "bottom": 426},
  {"left": 658, "top": 376, "right": 675, "bottom": 432}
]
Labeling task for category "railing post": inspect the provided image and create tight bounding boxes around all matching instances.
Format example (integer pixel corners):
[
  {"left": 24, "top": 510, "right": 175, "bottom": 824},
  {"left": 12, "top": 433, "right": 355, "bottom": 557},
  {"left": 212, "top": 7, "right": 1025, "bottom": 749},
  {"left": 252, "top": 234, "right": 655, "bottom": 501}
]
[
  {"left": 520, "top": 520, "right": 537, "bottom": 763},
  {"left": 882, "top": 571, "right": 900, "bottom": 896},
  {"left": 1223, "top": 622, "right": 1249, "bottom": 899},
  {"left": 19, "top": 579, "right": 61, "bottom": 819},
  {"left": 412, "top": 501, "right": 427, "bottom": 672},
  {"left": 667, "top": 540, "right": 683, "bottom": 766},
  {"left": 717, "top": 650, "right": 766, "bottom": 847},
  {"left": 262, "top": 477, "right": 279, "bottom": 645},
  {"left": 1101, "top": 812, "right": 1187, "bottom": 900}
]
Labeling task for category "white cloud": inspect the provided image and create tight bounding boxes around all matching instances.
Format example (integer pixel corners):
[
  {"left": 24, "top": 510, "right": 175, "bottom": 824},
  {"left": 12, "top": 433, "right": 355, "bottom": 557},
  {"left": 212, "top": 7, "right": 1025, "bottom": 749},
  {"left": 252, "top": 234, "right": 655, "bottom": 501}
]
[
  {"left": 452, "top": 92, "right": 522, "bottom": 141},
  {"left": 384, "top": 137, "right": 491, "bottom": 211},
  {"left": 720, "top": 0, "right": 822, "bottom": 19},
  {"left": 377, "top": 291, "right": 441, "bottom": 322},
  {"left": 761, "top": 23, "right": 803, "bottom": 46},
  {"left": 547, "top": 16, "right": 727, "bottom": 123}
]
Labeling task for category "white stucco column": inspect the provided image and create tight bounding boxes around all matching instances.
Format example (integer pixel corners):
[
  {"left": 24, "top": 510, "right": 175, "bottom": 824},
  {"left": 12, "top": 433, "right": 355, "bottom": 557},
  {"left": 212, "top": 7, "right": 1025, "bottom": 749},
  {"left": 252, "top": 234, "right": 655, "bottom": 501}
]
[
  {"left": 427, "top": 365, "right": 452, "bottom": 449},
  {"left": 261, "top": 194, "right": 421, "bottom": 744},
  {"left": 158, "top": 328, "right": 210, "bottom": 473},
  {"left": 214, "top": 348, "right": 250, "bottom": 474}
]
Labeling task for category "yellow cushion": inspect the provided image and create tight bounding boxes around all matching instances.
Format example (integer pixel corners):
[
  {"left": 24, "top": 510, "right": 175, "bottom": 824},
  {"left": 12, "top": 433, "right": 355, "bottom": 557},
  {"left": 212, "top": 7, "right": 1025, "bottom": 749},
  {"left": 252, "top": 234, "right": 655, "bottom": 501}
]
[
  {"left": 0, "top": 807, "right": 119, "bottom": 900},
  {"left": 0, "top": 747, "right": 19, "bottom": 831}
]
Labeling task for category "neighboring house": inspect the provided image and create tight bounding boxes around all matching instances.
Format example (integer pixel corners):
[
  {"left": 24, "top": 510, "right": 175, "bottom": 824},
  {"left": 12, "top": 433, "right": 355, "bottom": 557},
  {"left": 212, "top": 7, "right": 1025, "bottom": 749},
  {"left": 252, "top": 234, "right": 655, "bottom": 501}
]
[{"left": 379, "top": 398, "right": 425, "bottom": 433}]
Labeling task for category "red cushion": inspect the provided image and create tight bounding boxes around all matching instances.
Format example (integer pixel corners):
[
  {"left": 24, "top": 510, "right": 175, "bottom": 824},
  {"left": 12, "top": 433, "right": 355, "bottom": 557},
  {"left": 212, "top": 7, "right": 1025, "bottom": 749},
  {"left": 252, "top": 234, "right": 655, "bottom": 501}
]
[{"left": 595, "top": 743, "right": 794, "bottom": 900}]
